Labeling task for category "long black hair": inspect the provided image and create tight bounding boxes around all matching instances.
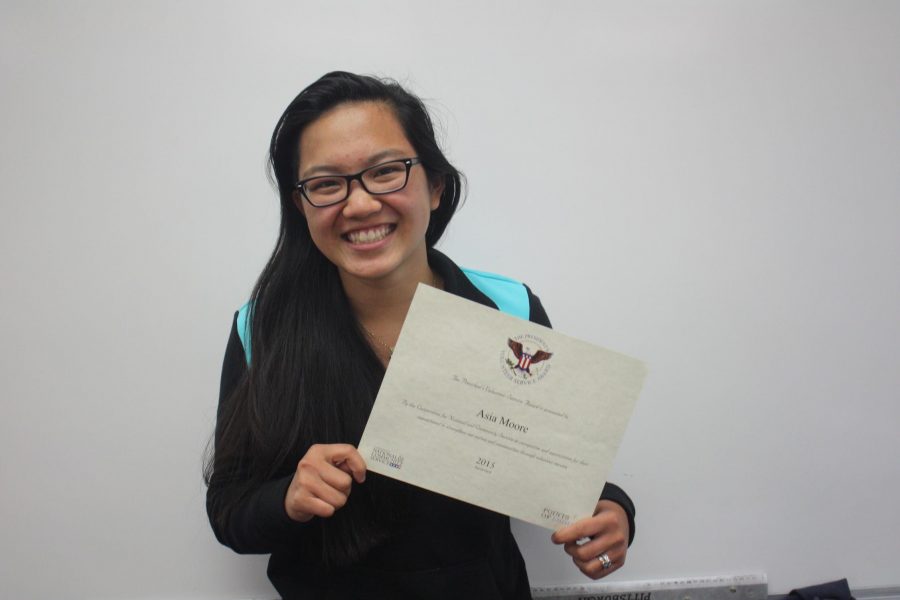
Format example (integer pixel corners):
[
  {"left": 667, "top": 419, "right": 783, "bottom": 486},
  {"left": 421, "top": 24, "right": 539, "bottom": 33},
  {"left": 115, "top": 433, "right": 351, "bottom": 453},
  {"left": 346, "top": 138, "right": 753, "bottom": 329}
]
[{"left": 204, "top": 72, "right": 463, "bottom": 566}]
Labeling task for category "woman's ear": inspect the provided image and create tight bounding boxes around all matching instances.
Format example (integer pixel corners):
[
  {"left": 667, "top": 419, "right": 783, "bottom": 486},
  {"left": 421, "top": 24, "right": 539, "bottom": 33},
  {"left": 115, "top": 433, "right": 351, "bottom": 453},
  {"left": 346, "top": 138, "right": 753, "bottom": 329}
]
[{"left": 429, "top": 177, "right": 445, "bottom": 211}]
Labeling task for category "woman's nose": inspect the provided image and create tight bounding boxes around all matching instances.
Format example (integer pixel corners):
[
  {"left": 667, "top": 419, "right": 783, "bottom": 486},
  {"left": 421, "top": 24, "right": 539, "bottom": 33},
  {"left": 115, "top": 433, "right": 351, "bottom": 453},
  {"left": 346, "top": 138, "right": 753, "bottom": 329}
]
[{"left": 342, "top": 180, "right": 382, "bottom": 218}]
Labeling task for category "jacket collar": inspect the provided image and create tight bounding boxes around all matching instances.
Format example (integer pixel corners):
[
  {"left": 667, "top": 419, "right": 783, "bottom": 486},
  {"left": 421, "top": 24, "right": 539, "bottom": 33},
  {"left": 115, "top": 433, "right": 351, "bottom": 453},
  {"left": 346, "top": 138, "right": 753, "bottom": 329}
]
[{"left": 427, "top": 248, "right": 499, "bottom": 310}]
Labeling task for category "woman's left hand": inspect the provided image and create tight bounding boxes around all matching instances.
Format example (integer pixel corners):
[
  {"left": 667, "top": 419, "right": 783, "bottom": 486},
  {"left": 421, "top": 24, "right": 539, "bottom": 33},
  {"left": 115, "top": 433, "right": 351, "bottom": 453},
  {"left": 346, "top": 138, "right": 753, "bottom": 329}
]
[{"left": 551, "top": 499, "right": 629, "bottom": 579}]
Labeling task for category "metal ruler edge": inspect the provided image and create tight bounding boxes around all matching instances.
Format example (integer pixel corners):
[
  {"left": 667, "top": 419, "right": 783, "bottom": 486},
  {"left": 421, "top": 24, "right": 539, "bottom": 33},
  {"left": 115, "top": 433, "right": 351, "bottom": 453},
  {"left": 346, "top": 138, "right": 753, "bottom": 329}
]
[{"left": 532, "top": 573, "right": 768, "bottom": 600}]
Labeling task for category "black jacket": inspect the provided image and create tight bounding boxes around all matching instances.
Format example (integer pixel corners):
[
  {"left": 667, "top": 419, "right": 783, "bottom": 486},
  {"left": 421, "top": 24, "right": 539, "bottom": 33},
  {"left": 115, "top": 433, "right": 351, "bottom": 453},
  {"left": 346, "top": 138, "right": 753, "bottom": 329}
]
[{"left": 207, "top": 250, "right": 635, "bottom": 599}]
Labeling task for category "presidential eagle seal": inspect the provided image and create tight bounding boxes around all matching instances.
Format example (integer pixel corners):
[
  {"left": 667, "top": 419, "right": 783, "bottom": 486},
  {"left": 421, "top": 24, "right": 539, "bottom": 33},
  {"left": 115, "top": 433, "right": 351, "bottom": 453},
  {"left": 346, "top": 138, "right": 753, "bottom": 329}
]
[{"left": 502, "top": 334, "right": 553, "bottom": 384}]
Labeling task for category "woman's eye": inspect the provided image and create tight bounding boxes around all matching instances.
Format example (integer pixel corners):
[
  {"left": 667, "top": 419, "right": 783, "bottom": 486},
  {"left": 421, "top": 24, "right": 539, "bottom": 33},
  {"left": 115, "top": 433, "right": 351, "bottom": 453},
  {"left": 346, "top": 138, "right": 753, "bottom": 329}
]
[
  {"left": 372, "top": 164, "right": 403, "bottom": 178},
  {"left": 310, "top": 179, "right": 341, "bottom": 193}
]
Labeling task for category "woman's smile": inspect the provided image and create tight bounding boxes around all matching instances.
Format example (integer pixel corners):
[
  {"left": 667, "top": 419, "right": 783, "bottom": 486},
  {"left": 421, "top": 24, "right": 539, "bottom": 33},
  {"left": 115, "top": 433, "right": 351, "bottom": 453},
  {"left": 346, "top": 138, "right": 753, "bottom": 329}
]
[{"left": 343, "top": 223, "right": 396, "bottom": 245}]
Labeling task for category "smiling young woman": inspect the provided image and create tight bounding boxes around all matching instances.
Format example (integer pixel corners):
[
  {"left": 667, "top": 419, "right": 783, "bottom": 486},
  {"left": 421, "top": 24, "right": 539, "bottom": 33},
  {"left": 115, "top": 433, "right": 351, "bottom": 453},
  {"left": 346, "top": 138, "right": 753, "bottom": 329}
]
[
  {"left": 204, "top": 71, "right": 636, "bottom": 599},
  {"left": 295, "top": 102, "right": 441, "bottom": 304}
]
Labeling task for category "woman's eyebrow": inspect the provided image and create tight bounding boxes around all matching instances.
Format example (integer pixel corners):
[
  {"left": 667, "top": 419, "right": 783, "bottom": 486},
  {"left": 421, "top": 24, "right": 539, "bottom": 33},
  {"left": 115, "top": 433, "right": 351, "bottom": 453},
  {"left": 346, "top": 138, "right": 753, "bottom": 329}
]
[{"left": 300, "top": 149, "right": 409, "bottom": 179}]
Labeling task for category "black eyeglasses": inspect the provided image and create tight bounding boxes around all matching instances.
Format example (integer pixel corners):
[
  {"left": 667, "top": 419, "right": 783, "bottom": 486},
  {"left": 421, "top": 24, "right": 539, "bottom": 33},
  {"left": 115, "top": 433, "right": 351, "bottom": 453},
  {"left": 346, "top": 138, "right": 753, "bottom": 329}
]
[{"left": 295, "top": 157, "right": 422, "bottom": 208}]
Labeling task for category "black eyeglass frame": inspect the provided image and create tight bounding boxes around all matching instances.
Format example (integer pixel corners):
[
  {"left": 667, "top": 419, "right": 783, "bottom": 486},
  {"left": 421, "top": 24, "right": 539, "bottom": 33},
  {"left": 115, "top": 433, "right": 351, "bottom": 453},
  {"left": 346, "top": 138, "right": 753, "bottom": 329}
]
[{"left": 294, "top": 157, "right": 423, "bottom": 208}]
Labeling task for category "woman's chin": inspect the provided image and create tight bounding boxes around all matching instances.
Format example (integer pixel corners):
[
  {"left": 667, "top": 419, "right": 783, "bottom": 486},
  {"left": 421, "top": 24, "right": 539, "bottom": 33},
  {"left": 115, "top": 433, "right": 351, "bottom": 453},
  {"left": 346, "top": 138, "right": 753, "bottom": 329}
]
[{"left": 336, "top": 250, "right": 428, "bottom": 287}]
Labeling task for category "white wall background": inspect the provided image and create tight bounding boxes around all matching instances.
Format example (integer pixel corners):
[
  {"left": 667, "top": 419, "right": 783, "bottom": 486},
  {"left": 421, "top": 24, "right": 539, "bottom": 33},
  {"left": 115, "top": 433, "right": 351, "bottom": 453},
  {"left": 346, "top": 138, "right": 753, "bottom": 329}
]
[{"left": 2, "top": 1, "right": 898, "bottom": 598}]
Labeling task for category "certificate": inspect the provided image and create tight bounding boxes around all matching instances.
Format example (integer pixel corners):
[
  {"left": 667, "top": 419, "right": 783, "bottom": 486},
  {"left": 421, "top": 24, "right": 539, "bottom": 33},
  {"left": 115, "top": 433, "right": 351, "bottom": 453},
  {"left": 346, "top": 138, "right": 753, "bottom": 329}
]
[{"left": 358, "top": 285, "right": 647, "bottom": 530}]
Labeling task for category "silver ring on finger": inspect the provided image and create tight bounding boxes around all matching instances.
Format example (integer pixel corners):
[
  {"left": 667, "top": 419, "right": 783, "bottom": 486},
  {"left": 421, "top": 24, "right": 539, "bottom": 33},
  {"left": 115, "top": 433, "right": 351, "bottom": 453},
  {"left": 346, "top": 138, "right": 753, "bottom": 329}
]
[{"left": 598, "top": 552, "right": 613, "bottom": 569}]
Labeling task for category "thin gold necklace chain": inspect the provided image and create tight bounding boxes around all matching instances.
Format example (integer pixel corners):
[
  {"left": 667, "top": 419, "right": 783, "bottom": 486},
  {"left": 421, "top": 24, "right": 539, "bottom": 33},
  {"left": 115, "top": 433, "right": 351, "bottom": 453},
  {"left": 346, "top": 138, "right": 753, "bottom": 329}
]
[
  {"left": 360, "top": 273, "right": 440, "bottom": 359},
  {"left": 362, "top": 326, "right": 394, "bottom": 357}
]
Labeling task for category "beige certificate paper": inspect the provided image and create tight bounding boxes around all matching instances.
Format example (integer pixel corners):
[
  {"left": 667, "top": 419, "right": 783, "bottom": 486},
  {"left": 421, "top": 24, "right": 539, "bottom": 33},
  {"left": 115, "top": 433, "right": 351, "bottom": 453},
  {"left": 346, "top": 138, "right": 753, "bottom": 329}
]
[{"left": 358, "top": 285, "right": 647, "bottom": 530}]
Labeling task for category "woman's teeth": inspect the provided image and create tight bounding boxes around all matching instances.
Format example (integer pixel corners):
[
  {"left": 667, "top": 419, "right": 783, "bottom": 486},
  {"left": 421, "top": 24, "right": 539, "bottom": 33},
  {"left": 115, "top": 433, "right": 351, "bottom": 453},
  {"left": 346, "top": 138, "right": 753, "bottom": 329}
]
[{"left": 346, "top": 225, "right": 393, "bottom": 244}]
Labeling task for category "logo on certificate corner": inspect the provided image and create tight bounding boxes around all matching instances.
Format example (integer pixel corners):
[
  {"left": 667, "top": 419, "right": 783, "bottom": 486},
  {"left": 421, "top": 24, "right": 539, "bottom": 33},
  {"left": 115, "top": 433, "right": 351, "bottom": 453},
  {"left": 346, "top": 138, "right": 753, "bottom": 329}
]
[
  {"left": 370, "top": 447, "right": 404, "bottom": 470},
  {"left": 540, "top": 507, "right": 573, "bottom": 525},
  {"left": 502, "top": 335, "right": 553, "bottom": 384}
]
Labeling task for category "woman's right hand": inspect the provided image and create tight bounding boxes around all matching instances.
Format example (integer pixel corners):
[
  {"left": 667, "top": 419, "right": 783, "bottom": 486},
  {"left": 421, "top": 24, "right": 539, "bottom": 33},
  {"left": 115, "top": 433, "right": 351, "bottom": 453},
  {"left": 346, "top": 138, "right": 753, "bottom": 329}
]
[{"left": 284, "top": 443, "right": 367, "bottom": 523}]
